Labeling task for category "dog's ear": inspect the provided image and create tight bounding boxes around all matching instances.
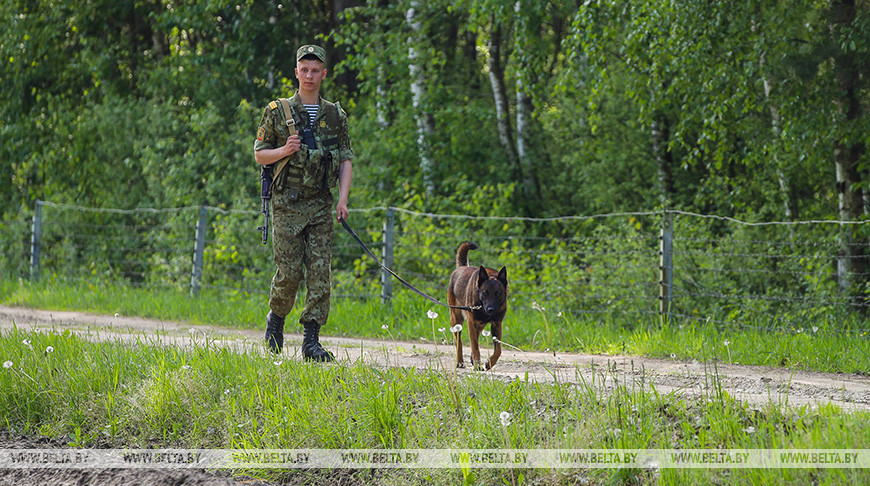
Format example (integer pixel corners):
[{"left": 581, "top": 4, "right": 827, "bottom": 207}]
[
  {"left": 477, "top": 266, "right": 489, "bottom": 287},
  {"left": 497, "top": 266, "right": 508, "bottom": 286}
]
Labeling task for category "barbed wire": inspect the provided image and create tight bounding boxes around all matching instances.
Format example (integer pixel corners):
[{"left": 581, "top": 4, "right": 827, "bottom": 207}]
[{"left": 7, "top": 201, "right": 870, "bottom": 338}]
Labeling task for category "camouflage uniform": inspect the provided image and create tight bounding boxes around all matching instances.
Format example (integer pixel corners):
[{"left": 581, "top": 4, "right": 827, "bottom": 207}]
[{"left": 254, "top": 92, "right": 354, "bottom": 331}]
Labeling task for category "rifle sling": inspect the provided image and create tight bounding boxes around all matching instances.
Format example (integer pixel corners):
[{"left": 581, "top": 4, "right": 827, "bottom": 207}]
[{"left": 271, "top": 98, "right": 298, "bottom": 183}]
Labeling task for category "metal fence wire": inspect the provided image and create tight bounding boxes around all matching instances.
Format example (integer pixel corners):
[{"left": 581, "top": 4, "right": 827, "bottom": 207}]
[{"left": 5, "top": 200, "right": 870, "bottom": 333}]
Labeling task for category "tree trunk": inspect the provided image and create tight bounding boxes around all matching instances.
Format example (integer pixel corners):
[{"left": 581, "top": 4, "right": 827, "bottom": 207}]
[
  {"left": 513, "top": 1, "right": 543, "bottom": 214},
  {"left": 406, "top": 0, "right": 436, "bottom": 195},
  {"left": 486, "top": 21, "right": 521, "bottom": 181},
  {"left": 515, "top": 79, "right": 542, "bottom": 211},
  {"left": 759, "top": 49, "right": 793, "bottom": 219},
  {"left": 830, "top": 0, "right": 867, "bottom": 302}
]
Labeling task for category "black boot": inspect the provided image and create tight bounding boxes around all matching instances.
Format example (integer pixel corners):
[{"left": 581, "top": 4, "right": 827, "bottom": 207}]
[
  {"left": 302, "top": 321, "right": 334, "bottom": 362},
  {"left": 265, "top": 311, "right": 285, "bottom": 353}
]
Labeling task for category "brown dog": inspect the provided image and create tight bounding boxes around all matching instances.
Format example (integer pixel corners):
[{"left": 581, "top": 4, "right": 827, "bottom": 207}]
[{"left": 447, "top": 242, "right": 508, "bottom": 370}]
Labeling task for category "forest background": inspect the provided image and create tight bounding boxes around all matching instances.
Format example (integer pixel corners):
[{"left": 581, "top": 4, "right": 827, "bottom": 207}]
[{"left": 1, "top": 0, "right": 869, "bottom": 295}]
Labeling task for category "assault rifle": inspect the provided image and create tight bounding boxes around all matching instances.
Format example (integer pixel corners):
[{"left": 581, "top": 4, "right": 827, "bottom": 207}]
[{"left": 258, "top": 164, "right": 274, "bottom": 245}]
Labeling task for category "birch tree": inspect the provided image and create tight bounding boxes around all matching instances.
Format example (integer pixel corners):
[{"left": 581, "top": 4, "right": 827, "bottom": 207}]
[{"left": 406, "top": 0, "right": 437, "bottom": 195}]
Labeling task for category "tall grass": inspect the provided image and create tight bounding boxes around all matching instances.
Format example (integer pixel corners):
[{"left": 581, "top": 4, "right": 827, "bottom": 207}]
[
  {"left": 2, "top": 278, "right": 868, "bottom": 375},
  {"left": 1, "top": 328, "right": 868, "bottom": 485}
]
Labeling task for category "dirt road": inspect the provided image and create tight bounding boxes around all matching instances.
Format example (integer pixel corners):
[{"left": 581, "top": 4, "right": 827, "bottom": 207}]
[{"left": 2, "top": 304, "right": 869, "bottom": 413}]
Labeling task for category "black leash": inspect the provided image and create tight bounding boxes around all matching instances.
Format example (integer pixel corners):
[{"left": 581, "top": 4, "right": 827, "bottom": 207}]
[{"left": 338, "top": 218, "right": 479, "bottom": 312}]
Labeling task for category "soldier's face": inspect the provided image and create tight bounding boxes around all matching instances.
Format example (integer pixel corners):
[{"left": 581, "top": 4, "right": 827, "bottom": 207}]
[{"left": 296, "top": 60, "right": 327, "bottom": 93}]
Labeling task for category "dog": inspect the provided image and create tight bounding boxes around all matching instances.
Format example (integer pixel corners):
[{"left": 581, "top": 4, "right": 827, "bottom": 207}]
[{"left": 447, "top": 242, "right": 508, "bottom": 370}]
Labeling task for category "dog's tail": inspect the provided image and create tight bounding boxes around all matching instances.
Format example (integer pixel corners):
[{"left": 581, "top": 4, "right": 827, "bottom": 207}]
[{"left": 456, "top": 242, "right": 479, "bottom": 267}]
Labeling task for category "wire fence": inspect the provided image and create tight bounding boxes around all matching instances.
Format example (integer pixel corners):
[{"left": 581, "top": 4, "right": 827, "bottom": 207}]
[{"left": 2, "top": 200, "right": 869, "bottom": 334}]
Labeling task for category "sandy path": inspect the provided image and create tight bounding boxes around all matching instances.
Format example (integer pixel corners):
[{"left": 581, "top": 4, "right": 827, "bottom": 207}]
[{"left": 1, "top": 305, "right": 868, "bottom": 413}]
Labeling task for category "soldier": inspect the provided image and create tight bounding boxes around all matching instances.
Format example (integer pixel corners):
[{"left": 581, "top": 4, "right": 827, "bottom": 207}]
[{"left": 253, "top": 44, "right": 354, "bottom": 361}]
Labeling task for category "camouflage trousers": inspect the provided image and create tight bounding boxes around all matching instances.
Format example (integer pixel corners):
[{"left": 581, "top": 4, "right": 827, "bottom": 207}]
[{"left": 269, "top": 189, "right": 334, "bottom": 326}]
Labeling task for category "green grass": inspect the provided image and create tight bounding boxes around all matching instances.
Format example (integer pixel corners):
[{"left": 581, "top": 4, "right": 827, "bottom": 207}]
[
  {"left": 1, "top": 328, "right": 869, "bottom": 485},
  {"left": 2, "top": 277, "right": 869, "bottom": 375}
]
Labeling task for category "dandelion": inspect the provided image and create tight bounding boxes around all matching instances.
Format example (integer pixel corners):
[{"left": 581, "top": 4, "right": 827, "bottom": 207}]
[
  {"left": 499, "top": 411, "right": 512, "bottom": 427},
  {"left": 114, "top": 313, "right": 120, "bottom": 318},
  {"left": 482, "top": 330, "right": 491, "bottom": 337},
  {"left": 224, "top": 389, "right": 231, "bottom": 395},
  {"left": 451, "top": 324, "right": 463, "bottom": 333},
  {"left": 557, "top": 311, "right": 563, "bottom": 318},
  {"left": 22, "top": 339, "right": 31, "bottom": 347},
  {"left": 531, "top": 301, "right": 545, "bottom": 312},
  {"left": 723, "top": 340, "right": 730, "bottom": 347},
  {"left": 438, "top": 327, "right": 445, "bottom": 333},
  {"left": 181, "top": 365, "right": 191, "bottom": 370},
  {"left": 812, "top": 326, "right": 819, "bottom": 333},
  {"left": 3, "top": 361, "right": 12, "bottom": 369},
  {"left": 743, "top": 426, "right": 756, "bottom": 434},
  {"left": 381, "top": 324, "right": 389, "bottom": 330},
  {"left": 45, "top": 346, "right": 54, "bottom": 354},
  {"left": 670, "top": 353, "right": 676, "bottom": 359},
  {"left": 427, "top": 310, "right": 438, "bottom": 320},
  {"left": 273, "top": 360, "right": 283, "bottom": 366}
]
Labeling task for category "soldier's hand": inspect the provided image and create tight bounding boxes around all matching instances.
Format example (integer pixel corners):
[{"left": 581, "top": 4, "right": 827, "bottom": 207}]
[
  {"left": 283, "top": 135, "right": 301, "bottom": 156},
  {"left": 336, "top": 200, "right": 349, "bottom": 222}
]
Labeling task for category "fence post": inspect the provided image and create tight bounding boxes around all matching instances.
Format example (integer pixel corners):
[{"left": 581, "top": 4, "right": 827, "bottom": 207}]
[
  {"left": 190, "top": 205, "right": 208, "bottom": 297},
  {"left": 659, "top": 210, "right": 674, "bottom": 321},
  {"left": 381, "top": 207, "right": 395, "bottom": 305},
  {"left": 30, "top": 200, "right": 43, "bottom": 282}
]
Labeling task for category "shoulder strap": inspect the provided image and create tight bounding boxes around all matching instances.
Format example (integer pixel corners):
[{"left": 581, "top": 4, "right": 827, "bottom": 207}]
[{"left": 272, "top": 98, "right": 299, "bottom": 183}]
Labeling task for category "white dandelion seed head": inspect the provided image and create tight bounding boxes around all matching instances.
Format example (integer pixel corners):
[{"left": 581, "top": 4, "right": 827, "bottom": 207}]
[
  {"left": 381, "top": 324, "right": 389, "bottom": 330},
  {"left": 3, "top": 361, "right": 12, "bottom": 369},
  {"left": 812, "top": 326, "right": 819, "bottom": 333},
  {"left": 273, "top": 360, "right": 283, "bottom": 366},
  {"left": 723, "top": 340, "right": 731, "bottom": 347},
  {"left": 482, "top": 330, "right": 491, "bottom": 337},
  {"left": 438, "top": 327, "right": 445, "bottom": 333},
  {"left": 557, "top": 311, "right": 563, "bottom": 317},
  {"left": 531, "top": 301, "right": 545, "bottom": 312},
  {"left": 670, "top": 353, "right": 676, "bottom": 359},
  {"left": 22, "top": 339, "right": 31, "bottom": 346},
  {"left": 427, "top": 310, "right": 438, "bottom": 320},
  {"left": 743, "top": 426, "right": 756, "bottom": 434},
  {"left": 45, "top": 346, "right": 54, "bottom": 354},
  {"left": 499, "top": 411, "right": 512, "bottom": 427},
  {"left": 114, "top": 313, "right": 120, "bottom": 318},
  {"left": 224, "top": 389, "right": 231, "bottom": 395},
  {"left": 450, "top": 324, "right": 463, "bottom": 333},
  {"left": 181, "top": 365, "right": 191, "bottom": 370}
]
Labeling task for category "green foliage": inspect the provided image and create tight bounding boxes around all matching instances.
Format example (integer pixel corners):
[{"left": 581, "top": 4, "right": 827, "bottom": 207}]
[{"left": 3, "top": 1, "right": 870, "bottom": 311}]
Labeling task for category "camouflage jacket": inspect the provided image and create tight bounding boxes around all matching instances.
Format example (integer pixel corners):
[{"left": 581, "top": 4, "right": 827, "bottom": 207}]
[{"left": 254, "top": 92, "right": 354, "bottom": 197}]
